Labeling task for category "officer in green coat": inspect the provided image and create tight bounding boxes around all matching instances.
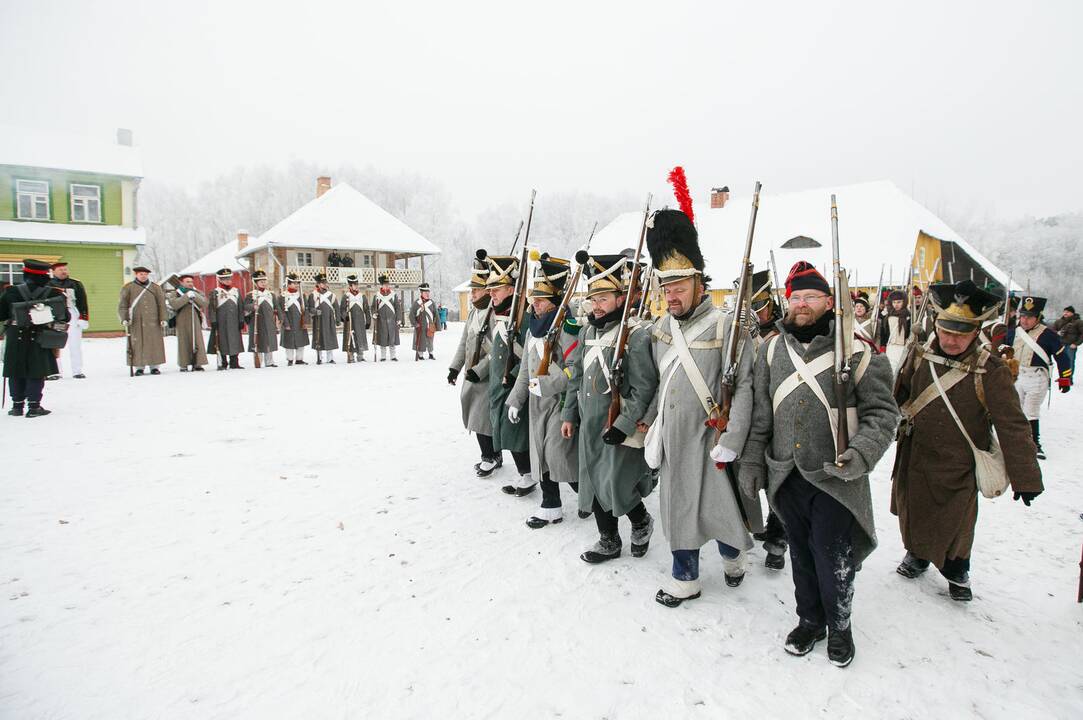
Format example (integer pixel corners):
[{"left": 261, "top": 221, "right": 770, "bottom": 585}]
[
  {"left": 561, "top": 254, "right": 659, "bottom": 563},
  {"left": 475, "top": 250, "right": 535, "bottom": 496}
]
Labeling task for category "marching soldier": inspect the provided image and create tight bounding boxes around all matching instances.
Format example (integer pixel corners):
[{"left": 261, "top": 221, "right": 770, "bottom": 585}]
[
  {"left": 747, "top": 268, "right": 789, "bottom": 571},
  {"left": 506, "top": 254, "right": 581, "bottom": 528},
  {"left": 118, "top": 265, "right": 168, "bottom": 375},
  {"left": 307, "top": 273, "right": 339, "bottom": 363},
  {"left": 880, "top": 289, "right": 910, "bottom": 374},
  {"left": 640, "top": 209, "right": 760, "bottom": 606},
  {"left": 1006, "top": 294, "right": 1072, "bottom": 459},
  {"left": 339, "top": 274, "right": 371, "bottom": 362},
  {"left": 277, "top": 273, "right": 309, "bottom": 366},
  {"left": 893, "top": 280, "right": 1042, "bottom": 602},
  {"left": 244, "top": 270, "right": 279, "bottom": 367},
  {"left": 410, "top": 282, "right": 439, "bottom": 361},
  {"left": 479, "top": 251, "right": 535, "bottom": 496},
  {"left": 2, "top": 259, "right": 69, "bottom": 416},
  {"left": 48, "top": 261, "right": 89, "bottom": 379},
  {"left": 449, "top": 257, "right": 503, "bottom": 477},
  {"left": 207, "top": 268, "right": 245, "bottom": 370},
  {"left": 740, "top": 261, "right": 898, "bottom": 668},
  {"left": 167, "top": 274, "right": 208, "bottom": 371},
  {"left": 560, "top": 253, "right": 658, "bottom": 564},
  {"left": 371, "top": 275, "right": 401, "bottom": 361}
]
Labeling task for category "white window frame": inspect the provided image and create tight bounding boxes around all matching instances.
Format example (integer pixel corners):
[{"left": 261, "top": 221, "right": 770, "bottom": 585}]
[
  {"left": 15, "top": 179, "right": 50, "bottom": 220},
  {"left": 70, "top": 183, "right": 102, "bottom": 223},
  {"left": 296, "top": 252, "right": 314, "bottom": 267},
  {"left": 0, "top": 261, "right": 24, "bottom": 285},
  {"left": 362, "top": 253, "right": 372, "bottom": 267}
]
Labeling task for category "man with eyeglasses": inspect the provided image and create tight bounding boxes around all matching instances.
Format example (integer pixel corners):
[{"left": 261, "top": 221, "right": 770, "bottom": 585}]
[{"left": 740, "top": 261, "right": 898, "bottom": 668}]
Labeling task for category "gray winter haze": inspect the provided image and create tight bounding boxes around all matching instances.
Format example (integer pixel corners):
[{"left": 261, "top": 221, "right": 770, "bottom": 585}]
[{"left": 2, "top": 0, "right": 1081, "bottom": 219}]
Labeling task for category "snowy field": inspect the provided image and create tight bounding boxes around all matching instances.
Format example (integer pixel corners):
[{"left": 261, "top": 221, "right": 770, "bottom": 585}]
[{"left": 1, "top": 324, "right": 1081, "bottom": 719}]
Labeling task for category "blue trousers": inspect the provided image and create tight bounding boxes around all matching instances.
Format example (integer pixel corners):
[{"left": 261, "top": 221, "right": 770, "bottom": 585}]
[{"left": 672, "top": 541, "right": 741, "bottom": 581}]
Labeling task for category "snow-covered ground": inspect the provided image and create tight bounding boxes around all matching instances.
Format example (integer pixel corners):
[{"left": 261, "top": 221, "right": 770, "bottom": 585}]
[{"left": 2, "top": 325, "right": 1080, "bottom": 719}]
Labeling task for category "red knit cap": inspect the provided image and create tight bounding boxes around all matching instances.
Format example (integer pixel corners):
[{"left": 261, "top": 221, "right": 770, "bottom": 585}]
[{"left": 785, "top": 261, "right": 830, "bottom": 298}]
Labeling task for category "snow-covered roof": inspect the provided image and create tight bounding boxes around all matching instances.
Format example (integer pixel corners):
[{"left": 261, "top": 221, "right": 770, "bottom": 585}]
[
  {"left": 591, "top": 180, "right": 1021, "bottom": 292},
  {"left": 0, "top": 219, "right": 145, "bottom": 246},
  {"left": 178, "top": 237, "right": 253, "bottom": 275},
  {"left": 237, "top": 183, "right": 441, "bottom": 259},
  {"left": 451, "top": 280, "right": 471, "bottom": 293},
  {"left": 0, "top": 124, "right": 144, "bottom": 178}
]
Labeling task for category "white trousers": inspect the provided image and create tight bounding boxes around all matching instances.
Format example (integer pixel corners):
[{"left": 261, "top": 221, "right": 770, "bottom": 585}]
[
  {"left": 65, "top": 319, "right": 84, "bottom": 375},
  {"left": 886, "top": 344, "right": 906, "bottom": 376},
  {"left": 1015, "top": 367, "right": 1048, "bottom": 421},
  {"left": 286, "top": 347, "right": 303, "bottom": 361},
  {"left": 380, "top": 346, "right": 397, "bottom": 360}
]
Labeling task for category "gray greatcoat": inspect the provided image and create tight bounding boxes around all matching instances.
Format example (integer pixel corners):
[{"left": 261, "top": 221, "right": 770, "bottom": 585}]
[
  {"left": 450, "top": 304, "right": 494, "bottom": 435},
  {"left": 277, "top": 291, "right": 309, "bottom": 348},
  {"left": 339, "top": 291, "right": 371, "bottom": 353},
  {"left": 306, "top": 290, "right": 339, "bottom": 351},
  {"left": 488, "top": 309, "right": 530, "bottom": 453},
  {"left": 506, "top": 319, "right": 580, "bottom": 484},
  {"left": 117, "top": 280, "right": 167, "bottom": 367},
  {"left": 642, "top": 300, "right": 761, "bottom": 551},
  {"left": 741, "top": 321, "right": 899, "bottom": 565},
  {"left": 244, "top": 289, "right": 279, "bottom": 353},
  {"left": 167, "top": 290, "right": 208, "bottom": 367},
  {"left": 562, "top": 317, "right": 658, "bottom": 516},
  {"left": 410, "top": 297, "right": 438, "bottom": 353},
  {"left": 371, "top": 292, "right": 401, "bottom": 347},
  {"left": 207, "top": 286, "right": 245, "bottom": 356}
]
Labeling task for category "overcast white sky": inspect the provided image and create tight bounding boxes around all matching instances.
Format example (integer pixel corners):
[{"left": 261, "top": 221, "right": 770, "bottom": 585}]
[{"left": 2, "top": 0, "right": 1080, "bottom": 221}]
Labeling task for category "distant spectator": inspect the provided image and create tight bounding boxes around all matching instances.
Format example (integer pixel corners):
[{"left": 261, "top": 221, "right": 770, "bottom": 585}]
[
  {"left": 327, "top": 251, "right": 342, "bottom": 268},
  {"left": 340, "top": 254, "right": 354, "bottom": 267},
  {"left": 1054, "top": 305, "right": 1083, "bottom": 374}
]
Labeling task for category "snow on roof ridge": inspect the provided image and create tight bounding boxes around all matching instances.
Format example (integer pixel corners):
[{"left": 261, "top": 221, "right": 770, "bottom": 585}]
[
  {"left": 178, "top": 236, "right": 253, "bottom": 275},
  {"left": 0, "top": 123, "right": 144, "bottom": 178}
]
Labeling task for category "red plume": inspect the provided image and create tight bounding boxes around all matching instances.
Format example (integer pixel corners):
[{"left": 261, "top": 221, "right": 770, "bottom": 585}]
[{"left": 667, "top": 166, "right": 695, "bottom": 225}]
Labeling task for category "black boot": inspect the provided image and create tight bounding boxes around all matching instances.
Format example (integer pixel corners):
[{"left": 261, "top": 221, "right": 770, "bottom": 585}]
[
  {"left": 1030, "top": 420, "right": 1045, "bottom": 459},
  {"left": 765, "top": 552, "right": 786, "bottom": 571},
  {"left": 581, "top": 533, "right": 622, "bottom": 564},
  {"left": 896, "top": 551, "right": 930, "bottom": 579},
  {"left": 630, "top": 513, "right": 654, "bottom": 558},
  {"left": 287, "top": 360, "right": 294, "bottom": 366},
  {"left": 578, "top": 510, "right": 592, "bottom": 520},
  {"left": 229, "top": 355, "right": 242, "bottom": 369},
  {"left": 135, "top": 368, "right": 145, "bottom": 375},
  {"left": 25, "top": 403, "right": 51, "bottom": 418},
  {"left": 8, "top": 402, "right": 25, "bottom": 417},
  {"left": 475, "top": 455, "right": 502, "bottom": 478},
  {"left": 948, "top": 581, "right": 973, "bottom": 601},
  {"left": 827, "top": 627, "right": 855, "bottom": 668},
  {"left": 784, "top": 622, "right": 827, "bottom": 656},
  {"left": 525, "top": 515, "right": 562, "bottom": 530},
  {"left": 149, "top": 368, "right": 161, "bottom": 375},
  {"left": 192, "top": 366, "right": 205, "bottom": 371}
]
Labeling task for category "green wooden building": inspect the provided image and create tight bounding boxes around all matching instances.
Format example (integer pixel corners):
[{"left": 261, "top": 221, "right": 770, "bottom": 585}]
[{"left": 0, "top": 126, "right": 145, "bottom": 333}]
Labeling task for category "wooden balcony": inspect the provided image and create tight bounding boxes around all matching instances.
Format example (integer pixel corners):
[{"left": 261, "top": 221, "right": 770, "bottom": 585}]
[{"left": 285, "top": 266, "right": 423, "bottom": 287}]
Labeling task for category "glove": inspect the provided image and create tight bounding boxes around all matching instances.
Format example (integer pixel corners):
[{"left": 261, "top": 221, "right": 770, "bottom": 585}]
[
  {"left": 160, "top": 321, "right": 168, "bottom": 329},
  {"left": 709, "top": 444, "right": 738, "bottom": 467},
  {"left": 738, "top": 462, "right": 766, "bottom": 497},
  {"left": 507, "top": 406, "right": 521, "bottom": 424},
  {"left": 447, "top": 368, "right": 459, "bottom": 385},
  {"left": 602, "top": 425, "right": 627, "bottom": 445},
  {"left": 121, "top": 320, "right": 129, "bottom": 328},
  {"left": 1058, "top": 377, "right": 1071, "bottom": 393},
  {"left": 464, "top": 369, "right": 480, "bottom": 383},
  {"left": 1013, "top": 491, "right": 1041, "bottom": 506},
  {"left": 822, "top": 448, "right": 868, "bottom": 481},
  {"left": 78, "top": 319, "right": 89, "bottom": 330}
]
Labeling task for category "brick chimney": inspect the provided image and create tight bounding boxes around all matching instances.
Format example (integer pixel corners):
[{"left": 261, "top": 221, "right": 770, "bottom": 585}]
[
  {"left": 317, "top": 176, "right": 332, "bottom": 198},
  {"left": 116, "top": 128, "right": 134, "bottom": 146},
  {"left": 236, "top": 229, "right": 249, "bottom": 251},
  {"left": 710, "top": 186, "right": 730, "bottom": 209}
]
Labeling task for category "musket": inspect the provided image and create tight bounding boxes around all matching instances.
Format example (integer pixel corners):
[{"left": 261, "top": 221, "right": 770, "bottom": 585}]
[
  {"left": 344, "top": 292, "right": 354, "bottom": 363},
  {"left": 312, "top": 288, "right": 322, "bottom": 365},
  {"left": 471, "top": 219, "right": 524, "bottom": 369},
  {"left": 248, "top": 276, "right": 262, "bottom": 369},
  {"left": 831, "top": 194, "right": 855, "bottom": 464},
  {"left": 125, "top": 313, "right": 134, "bottom": 378},
  {"left": 605, "top": 193, "right": 651, "bottom": 431},
  {"left": 537, "top": 223, "right": 595, "bottom": 377},
  {"left": 769, "top": 248, "right": 786, "bottom": 316},
  {"left": 873, "top": 264, "right": 885, "bottom": 323},
  {"left": 501, "top": 192, "right": 536, "bottom": 387},
  {"left": 1002, "top": 272, "right": 1013, "bottom": 327}
]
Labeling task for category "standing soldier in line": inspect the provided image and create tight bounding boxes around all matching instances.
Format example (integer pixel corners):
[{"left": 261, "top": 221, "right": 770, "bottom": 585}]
[
  {"left": 278, "top": 273, "right": 309, "bottom": 366},
  {"left": 892, "top": 280, "right": 1042, "bottom": 602},
  {"left": 410, "top": 282, "right": 439, "bottom": 361},
  {"left": 639, "top": 210, "right": 759, "bottom": 606},
  {"left": 880, "top": 289, "right": 910, "bottom": 374},
  {"left": 2, "top": 259, "right": 69, "bottom": 416},
  {"left": 245, "top": 270, "right": 279, "bottom": 368},
  {"left": 48, "top": 261, "right": 89, "bottom": 379},
  {"left": 480, "top": 251, "right": 535, "bottom": 496},
  {"left": 371, "top": 275, "right": 401, "bottom": 361},
  {"left": 560, "top": 254, "right": 658, "bottom": 564},
  {"left": 853, "top": 291, "right": 876, "bottom": 342},
  {"left": 118, "top": 265, "right": 168, "bottom": 376},
  {"left": 207, "top": 268, "right": 245, "bottom": 370},
  {"left": 449, "top": 257, "right": 503, "bottom": 477},
  {"left": 506, "top": 254, "right": 581, "bottom": 528},
  {"left": 747, "top": 268, "right": 789, "bottom": 571},
  {"left": 1006, "top": 295, "right": 1072, "bottom": 459},
  {"left": 339, "top": 274, "right": 371, "bottom": 362},
  {"left": 307, "top": 273, "right": 339, "bottom": 364},
  {"left": 740, "top": 261, "right": 898, "bottom": 668},
  {"left": 167, "top": 274, "right": 208, "bottom": 372}
]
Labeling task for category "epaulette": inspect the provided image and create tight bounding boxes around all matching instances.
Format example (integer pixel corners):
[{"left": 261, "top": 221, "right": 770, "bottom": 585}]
[{"left": 562, "top": 316, "right": 581, "bottom": 336}]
